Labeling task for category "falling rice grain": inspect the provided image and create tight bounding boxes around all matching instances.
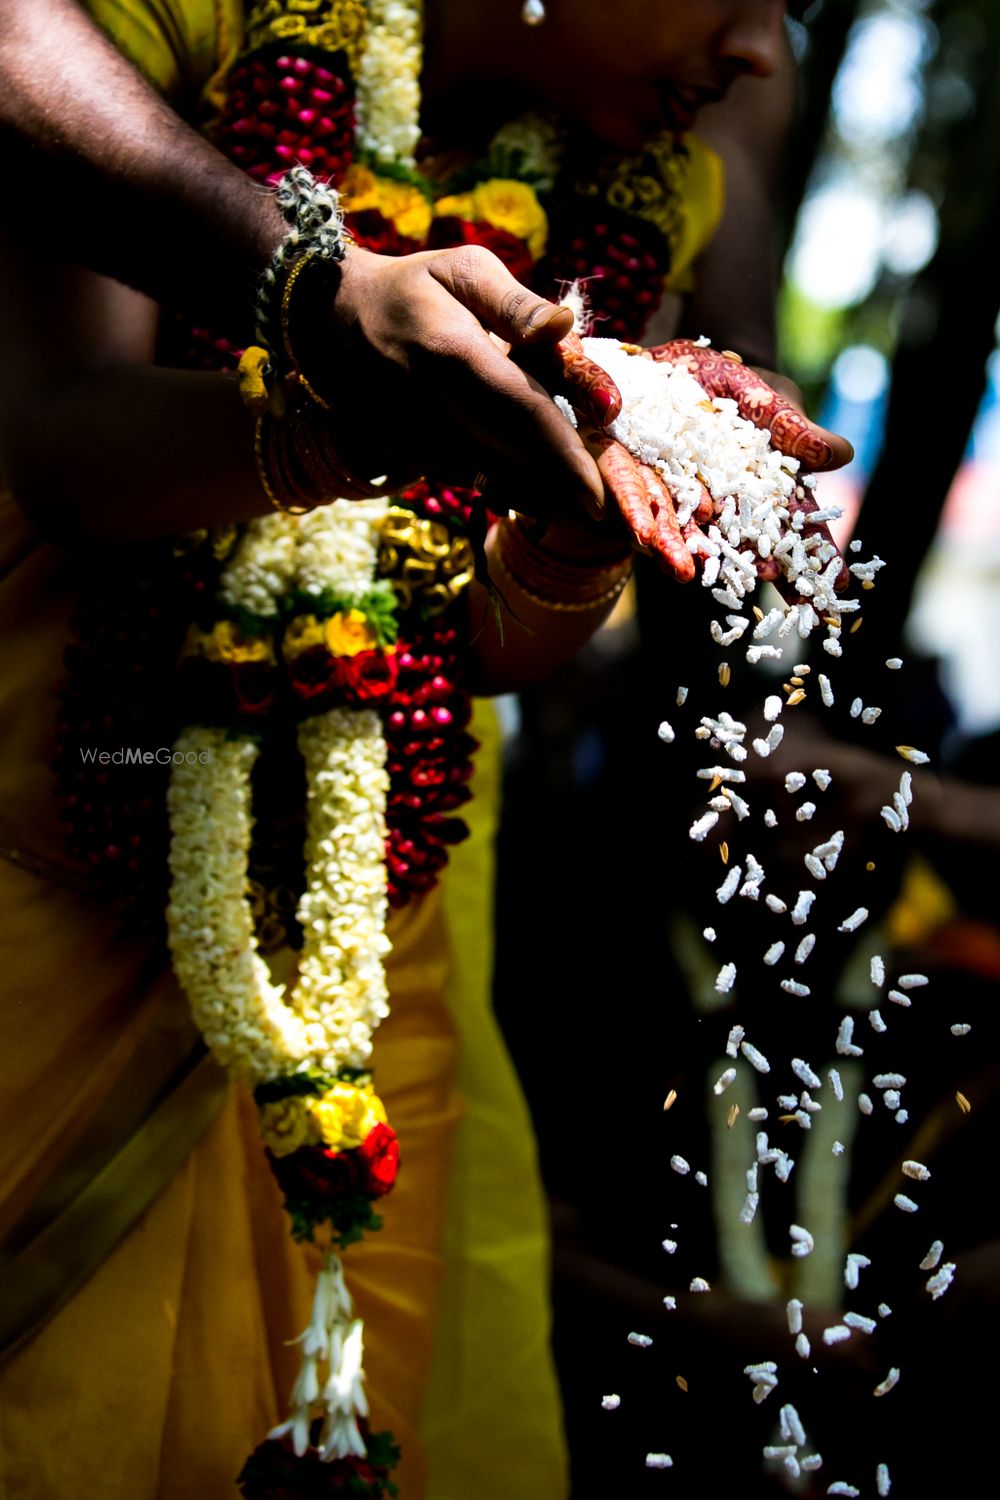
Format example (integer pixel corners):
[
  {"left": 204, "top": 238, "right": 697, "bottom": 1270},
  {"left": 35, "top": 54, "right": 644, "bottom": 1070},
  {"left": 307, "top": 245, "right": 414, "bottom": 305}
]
[
  {"left": 741, "top": 1041, "right": 771, "bottom": 1074},
  {"left": 925, "top": 1263, "right": 956, "bottom": 1300}
]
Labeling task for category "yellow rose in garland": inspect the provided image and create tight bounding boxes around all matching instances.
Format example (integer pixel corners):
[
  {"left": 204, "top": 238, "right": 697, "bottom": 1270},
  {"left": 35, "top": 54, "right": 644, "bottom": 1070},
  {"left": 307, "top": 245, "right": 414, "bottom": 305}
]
[
  {"left": 341, "top": 162, "right": 433, "bottom": 243},
  {"left": 311, "top": 1080, "right": 388, "bottom": 1151},
  {"left": 325, "top": 607, "right": 379, "bottom": 656},
  {"left": 435, "top": 177, "right": 548, "bottom": 260}
]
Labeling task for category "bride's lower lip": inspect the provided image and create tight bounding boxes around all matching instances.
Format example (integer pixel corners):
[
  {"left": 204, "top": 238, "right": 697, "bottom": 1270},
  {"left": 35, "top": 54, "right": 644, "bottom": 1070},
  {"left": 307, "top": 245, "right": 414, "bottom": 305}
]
[{"left": 657, "top": 86, "right": 700, "bottom": 131}]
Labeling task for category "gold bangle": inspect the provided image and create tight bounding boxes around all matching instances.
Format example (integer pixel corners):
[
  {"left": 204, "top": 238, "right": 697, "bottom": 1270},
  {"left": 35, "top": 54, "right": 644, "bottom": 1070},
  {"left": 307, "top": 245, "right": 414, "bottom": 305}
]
[
  {"left": 492, "top": 521, "right": 632, "bottom": 613},
  {"left": 254, "top": 414, "right": 311, "bottom": 516}
]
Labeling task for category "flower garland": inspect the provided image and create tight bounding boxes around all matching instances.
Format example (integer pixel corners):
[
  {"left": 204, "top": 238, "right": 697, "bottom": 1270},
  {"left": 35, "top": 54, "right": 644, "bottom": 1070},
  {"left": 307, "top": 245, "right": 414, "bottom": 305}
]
[{"left": 55, "top": 3, "right": 724, "bottom": 1490}]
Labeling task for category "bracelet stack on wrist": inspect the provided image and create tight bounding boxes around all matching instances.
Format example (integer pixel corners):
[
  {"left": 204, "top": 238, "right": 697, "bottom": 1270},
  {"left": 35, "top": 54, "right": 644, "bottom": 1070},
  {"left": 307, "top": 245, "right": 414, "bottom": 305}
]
[
  {"left": 492, "top": 515, "right": 633, "bottom": 613},
  {"left": 239, "top": 166, "right": 383, "bottom": 514}
]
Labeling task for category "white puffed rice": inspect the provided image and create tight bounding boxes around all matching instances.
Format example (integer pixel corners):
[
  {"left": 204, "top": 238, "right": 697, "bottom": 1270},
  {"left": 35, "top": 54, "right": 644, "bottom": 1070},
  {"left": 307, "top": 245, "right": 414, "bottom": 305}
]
[
  {"left": 792, "top": 1058, "right": 822, "bottom": 1089},
  {"left": 715, "top": 962, "right": 737, "bottom": 994},
  {"left": 828, "top": 1068, "right": 844, "bottom": 1100},
  {"left": 836, "top": 1017, "right": 864, "bottom": 1057},
  {"left": 862, "top": 706, "right": 882, "bottom": 725},
  {"left": 874, "top": 1072, "right": 906, "bottom": 1088},
  {"left": 741, "top": 1041, "right": 771, "bottom": 1073},
  {"left": 690, "top": 810, "right": 720, "bottom": 841},
  {"left": 951, "top": 1023, "right": 971, "bottom": 1036},
  {"left": 763, "top": 940, "right": 785, "bottom": 966},
  {"left": 764, "top": 808, "right": 778, "bottom": 827},
  {"left": 843, "top": 1312, "right": 876, "bottom": 1334},
  {"left": 919, "top": 1240, "right": 943, "bottom": 1271},
  {"left": 663, "top": 1296, "right": 676, "bottom": 1310},
  {"left": 886, "top": 657, "right": 903, "bottom": 670},
  {"left": 877, "top": 1462, "right": 891, "bottom": 1496},
  {"left": 713, "top": 1068, "right": 737, "bottom": 1095},
  {"left": 844, "top": 1253, "right": 871, "bottom": 1290},
  {"left": 838, "top": 907, "right": 869, "bottom": 933},
  {"left": 822, "top": 1325, "right": 851, "bottom": 1345},
  {"left": 785, "top": 772, "right": 807, "bottom": 793},
  {"left": 819, "top": 674, "right": 835, "bottom": 707},
  {"left": 804, "top": 853, "right": 827, "bottom": 881},
  {"left": 780, "top": 1404, "right": 807, "bottom": 1446},
  {"left": 689, "top": 1277, "right": 711, "bottom": 1292},
  {"left": 896, "top": 745, "right": 929, "bottom": 765},
  {"left": 874, "top": 1368, "right": 900, "bottom": 1397},
  {"left": 850, "top": 698, "right": 863, "bottom": 719},
  {"left": 601, "top": 1394, "right": 621, "bottom": 1410},
  {"left": 716, "top": 865, "right": 742, "bottom": 904},
  {"left": 795, "top": 802, "right": 817, "bottom": 822},
  {"left": 902, "top": 1159, "right": 930, "bottom": 1181},
  {"left": 801, "top": 1454, "right": 823, "bottom": 1472},
  {"left": 828, "top": 1484, "right": 860, "bottom": 1497},
  {"left": 646, "top": 1453, "right": 673, "bottom": 1469},
  {"left": 791, "top": 890, "right": 816, "bottom": 925},
  {"left": 748, "top": 1107, "right": 768, "bottom": 1121},
  {"left": 871, "top": 955, "right": 885, "bottom": 987},
  {"left": 887, "top": 989, "right": 911, "bottom": 1007},
  {"left": 795, "top": 934, "right": 816, "bottom": 964},
  {"left": 898, "top": 973, "right": 928, "bottom": 990},
  {"left": 812, "top": 768, "right": 832, "bottom": 790},
  {"left": 657, "top": 721, "right": 675, "bottom": 743},
  {"left": 676, "top": 686, "right": 689, "bottom": 706},
  {"left": 894, "top": 1194, "right": 918, "bottom": 1213},
  {"left": 786, "top": 1298, "right": 804, "bottom": 1334},
  {"left": 695, "top": 1170, "right": 708, "bottom": 1186},
  {"left": 781, "top": 978, "right": 811, "bottom": 997},
  {"left": 925, "top": 1262, "right": 955, "bottom": 1299},
  {"left": 858, "top": 1094, "right": 873, "bottom": 1116},
  {"left": 766, "top": 893, "right": 788, "bottom": 913},
  {"left": 869, "top": 1009, "right": 887, "bottom": 1033},
  {"left": 628, "top": 1332, "right": 653, "bottom": 1347},
  {"left": 796, "top": 1332, "right": 811, "bottom": 1359},
  {"left": 790, "top": 1224, "right": 814, "bottom": 1258}
]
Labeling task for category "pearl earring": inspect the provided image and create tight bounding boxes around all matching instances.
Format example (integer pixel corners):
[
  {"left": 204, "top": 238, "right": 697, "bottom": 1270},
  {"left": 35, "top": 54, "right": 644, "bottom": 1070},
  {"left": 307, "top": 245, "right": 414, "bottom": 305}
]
[{"left": 522, "top": 0, "right": 546, "bottom": 25}]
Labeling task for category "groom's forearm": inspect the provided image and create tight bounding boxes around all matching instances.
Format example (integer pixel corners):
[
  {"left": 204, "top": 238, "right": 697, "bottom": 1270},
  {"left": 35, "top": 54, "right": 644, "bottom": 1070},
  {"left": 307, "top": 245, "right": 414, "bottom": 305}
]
[{"left": 0, "top": 0, "right": 283, "bottom": 316}]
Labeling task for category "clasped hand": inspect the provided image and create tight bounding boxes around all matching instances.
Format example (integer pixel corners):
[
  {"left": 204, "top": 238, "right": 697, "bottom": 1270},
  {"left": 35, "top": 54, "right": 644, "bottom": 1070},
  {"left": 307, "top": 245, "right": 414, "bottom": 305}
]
[{"left": 311, "top": 243, "right": 852, "bottom": 584}]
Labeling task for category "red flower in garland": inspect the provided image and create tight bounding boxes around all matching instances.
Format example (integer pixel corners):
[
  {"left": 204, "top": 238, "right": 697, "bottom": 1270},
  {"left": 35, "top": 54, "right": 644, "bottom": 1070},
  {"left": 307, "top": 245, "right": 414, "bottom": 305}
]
[
  {"left": 339, "top": 649, "right": 399, "bottom": 704},
  {"left": 287, "top": 648, "right": 344, "bottom": 702},
  {"left": 231, "top": 660, "right": 278, "bottom": 718},
  {"left": 354, "top": 1122, "right": 400, "bottom": 1196},
  {"left": 427, "top": 216, "right": 535, "bottom": 284},
  {"left": 347, "top": 208, "right": 423, "bottom": 258}
]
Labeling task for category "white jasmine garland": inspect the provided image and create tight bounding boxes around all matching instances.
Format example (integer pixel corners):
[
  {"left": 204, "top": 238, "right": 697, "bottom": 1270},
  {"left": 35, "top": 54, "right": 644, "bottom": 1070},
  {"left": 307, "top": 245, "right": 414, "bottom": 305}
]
[
  {"left": 355, "top": 0, "right": 423, "bottom": 167},
  {"left": 167, "top": 500, "right": 393, "bottom": 1463}
]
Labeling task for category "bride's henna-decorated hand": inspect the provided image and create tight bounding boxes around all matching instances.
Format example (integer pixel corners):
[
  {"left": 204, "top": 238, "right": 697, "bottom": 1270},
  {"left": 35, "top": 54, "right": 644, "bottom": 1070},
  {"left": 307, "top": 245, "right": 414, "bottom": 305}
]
[
  {"left": 515, "top": 334, "right": 855, "bottom": 589},
  {"left": 516, "top": 332, "right": 699, "bottom": 579},
  {"left": 644, "top": 340, "right": 854, "bottom": 471}
]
